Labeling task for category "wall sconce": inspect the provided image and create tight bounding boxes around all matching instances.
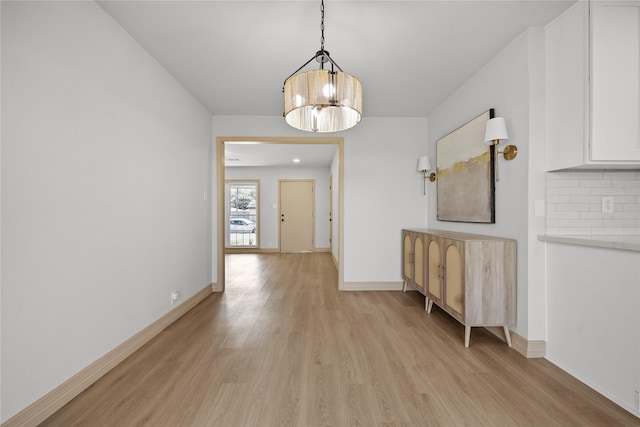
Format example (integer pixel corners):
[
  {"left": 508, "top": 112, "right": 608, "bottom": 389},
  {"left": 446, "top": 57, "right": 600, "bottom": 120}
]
[
  {"left": 417, "top": 156, "right": 433, "bottom": 195},
  {"left": 484, "top": 117, "right": 518, "bottom": 182}
]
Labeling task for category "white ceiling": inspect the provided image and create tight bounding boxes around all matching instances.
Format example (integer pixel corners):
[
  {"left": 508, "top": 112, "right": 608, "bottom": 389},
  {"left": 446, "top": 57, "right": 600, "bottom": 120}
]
[
  {"left": 225, "top": 142, "right": 338, "bottom": 167},
  {"left": 97, "top": 0, "right": 574, "bottom": 166}
]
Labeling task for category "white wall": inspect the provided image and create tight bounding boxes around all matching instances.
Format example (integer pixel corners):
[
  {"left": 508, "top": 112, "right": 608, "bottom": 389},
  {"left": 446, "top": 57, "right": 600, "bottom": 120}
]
[
  {"left": 546, "top": 243, "right": 640, "bottom": 417},
  {"left": 525, "top": 28, "right": 548, "bottom": 342},
  {"left": 341, "top": 118, "right": 429, "bottom": 284},
  {"left": 1, "top": 2, "right": 212, "bottom": 421},
  {"left": 426, "top": 29, "right": 547, "bottom": 339},
  {"left": 213, "top": 116, "right": 429, "bottom": 286},
  {"left": 225, "top": 166, "right": 331, "bottom": 250},
  {"left": 330, "top": 149, "right": 340, "bottom": 263}
]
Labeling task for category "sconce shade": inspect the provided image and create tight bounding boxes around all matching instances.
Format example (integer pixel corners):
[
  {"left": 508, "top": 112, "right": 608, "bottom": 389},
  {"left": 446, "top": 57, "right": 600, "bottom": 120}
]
[
  {"left": 418, "top": 156, "right": 431, "bottom": 172},
  {"left": 284, "top": 69, "right": 362, "bottom": 132},
  {"left": 484, "top": 117, "right": 509, "bottom": 144}
]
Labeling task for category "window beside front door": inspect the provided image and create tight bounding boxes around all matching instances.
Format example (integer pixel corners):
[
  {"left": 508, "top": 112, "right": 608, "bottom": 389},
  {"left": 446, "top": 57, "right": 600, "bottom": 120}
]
[{"left": 226, "top": 181, "right": 259, "bottom": 247}]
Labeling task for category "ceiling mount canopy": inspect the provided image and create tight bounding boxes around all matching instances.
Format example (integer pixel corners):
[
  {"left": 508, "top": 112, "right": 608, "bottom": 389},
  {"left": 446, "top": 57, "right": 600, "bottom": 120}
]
[{"left": 283, "top": 0, "right": 363, "bottom": 133}]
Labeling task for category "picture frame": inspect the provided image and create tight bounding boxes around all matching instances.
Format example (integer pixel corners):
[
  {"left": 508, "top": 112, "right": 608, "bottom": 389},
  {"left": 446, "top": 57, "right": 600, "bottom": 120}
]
[{"left": 436, "top": 109, "right": 495, "bottom": 223}]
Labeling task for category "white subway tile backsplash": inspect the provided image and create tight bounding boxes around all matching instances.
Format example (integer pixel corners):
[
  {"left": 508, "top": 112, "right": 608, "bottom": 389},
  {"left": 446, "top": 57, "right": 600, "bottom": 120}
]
[
  {"left": 547, "top": 195, "right": 571, "bottom": 203},
  {"left": 546, "top": 170, "right": 640, "bottom": 235},
  {"left": 547, "top": 219, "right": 571, "bottom": 228},
  {"left": 591, "top": 187, "right": 626, "bottom": 196},
  {"left": 604, "top": 171, "right": 638, "bottom": 180},
  {"left": 613, "top": 211, "right": 640, "bottom": 219},
  {"left": 616, "top": 196, "right": 638, "bottom": 204},
  {"left": 570, "top": 195, "right": 601, "bottom": 203},
  {"left": 558, "top": 187, "right": 592, "bottom": 195},
  {"left": 547, "top": 179, "right": 580, "bottom": 187},
  {"left": 604, "top": 219, "right": 640, "bottom": 228},
  {"left": 591, "top": 228, "right": 627, "bottom": 236},
  {"left": 547, "top": 211, "right": 580, "bottom": 219},
  {"left": 557, "top": 203, "right": 590, "bottom": 212},
  {"left": 570, "top": 219, "right": 604, "bottom": 227},
  {"left": 580, "top": 211, "right": 612, "bottom": 220},
  {"left": 557, "top": 227, "right": 591, "bottom": 235},
  {"left": 612, "top": 180, "right": 640, "bottom": 188},
  {"left": 581, "top": 180, "right": 611, "bottom": 188}
]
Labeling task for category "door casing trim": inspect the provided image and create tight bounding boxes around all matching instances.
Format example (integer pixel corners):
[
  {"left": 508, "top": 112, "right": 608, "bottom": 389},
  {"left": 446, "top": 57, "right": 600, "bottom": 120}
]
[{"left": 215, "top": 136, "right": 344, "bottom": 292}]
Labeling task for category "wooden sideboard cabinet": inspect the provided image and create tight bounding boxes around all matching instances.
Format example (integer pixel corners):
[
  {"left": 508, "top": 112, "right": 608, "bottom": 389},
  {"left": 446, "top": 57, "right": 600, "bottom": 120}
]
[{"left": 402, "top": 229, "right": 516, "bottom": 347}]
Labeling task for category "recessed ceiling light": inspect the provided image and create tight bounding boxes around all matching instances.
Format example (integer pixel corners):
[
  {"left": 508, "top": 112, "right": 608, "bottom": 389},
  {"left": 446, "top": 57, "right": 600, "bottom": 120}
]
[{"left": 293, "top": 158, "right": 301, "bottom": 163}]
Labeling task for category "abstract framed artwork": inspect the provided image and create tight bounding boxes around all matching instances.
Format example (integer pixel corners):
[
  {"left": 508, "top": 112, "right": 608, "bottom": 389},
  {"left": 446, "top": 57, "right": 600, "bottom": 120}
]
[{"left": 436, "top": 109, "right": 495, "bottom": 223}]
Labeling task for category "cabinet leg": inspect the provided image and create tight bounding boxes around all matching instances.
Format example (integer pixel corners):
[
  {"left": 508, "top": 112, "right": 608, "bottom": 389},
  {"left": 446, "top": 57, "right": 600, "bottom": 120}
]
[
  {"left": 464, "top": 326, "right": 471, "bottom": 348},
  {"left": 402, "top": 280, "right": 407, "bottom": 292},
  {"left": 503, "top": 326, "right": 512, "bottom": 348},
  {"left": 426, "top": 299, "right": 433, "bottom": 313}
]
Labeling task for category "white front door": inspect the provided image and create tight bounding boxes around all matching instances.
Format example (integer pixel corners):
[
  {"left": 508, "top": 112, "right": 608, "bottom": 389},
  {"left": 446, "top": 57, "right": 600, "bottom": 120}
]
[{"left": 279, "top": 180, "right": 314, "bottom": 252}]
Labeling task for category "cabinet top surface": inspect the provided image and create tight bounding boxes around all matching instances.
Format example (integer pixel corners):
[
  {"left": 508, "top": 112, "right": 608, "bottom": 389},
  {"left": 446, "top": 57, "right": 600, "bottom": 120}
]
[
  {"left": 538, "top": 234, "right": 640, "bottom": 252},
  {"left": 403, "top": 229, "right": 516, "bottom": 243}
]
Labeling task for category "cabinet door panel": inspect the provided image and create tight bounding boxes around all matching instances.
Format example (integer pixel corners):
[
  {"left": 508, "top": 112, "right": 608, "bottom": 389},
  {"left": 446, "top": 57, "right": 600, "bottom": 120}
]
[
  {"left": 414, "top": 236, "right": 424, "bottom": 289},
  {"left": 591, "top": 2, "right": 640, "bottom": 161},
  {"left": 403, "top": 233, "right": 412, "bottom": 281},
  {"left": 444, "top": 243, "right": 464, "bottom": 317},
  {"left": 545, "top": 1, "right": 588, "bottom": 170},
  {"left": 427, "top": 240, "right": 441, "bottom": 300}
]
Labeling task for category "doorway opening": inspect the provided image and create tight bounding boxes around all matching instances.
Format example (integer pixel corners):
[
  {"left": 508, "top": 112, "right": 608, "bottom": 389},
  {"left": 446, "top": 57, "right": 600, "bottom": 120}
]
[{"left": 216, "top": 137, "right": 344, "bottom": 292}]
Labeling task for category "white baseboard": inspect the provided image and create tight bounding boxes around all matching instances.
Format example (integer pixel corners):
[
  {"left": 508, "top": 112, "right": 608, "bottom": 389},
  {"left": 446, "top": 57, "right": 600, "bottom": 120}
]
[
  {"left": 224, "top": 247, "right": 279, "bottom": 254},
  {"left": 342, "top": 281, "right": 404, "bottom": 291},
  {"left": 224, "top": 248, "right": 331, "bottom": 254},
  {"left": 2, "top": 284, "right": 213, "bottom": 427},
  {"left": 545, "top": 356, "right": 640, "bottom": 419},
  {"left": 485, "top": 326, "right": 546, "bottom": 358}
]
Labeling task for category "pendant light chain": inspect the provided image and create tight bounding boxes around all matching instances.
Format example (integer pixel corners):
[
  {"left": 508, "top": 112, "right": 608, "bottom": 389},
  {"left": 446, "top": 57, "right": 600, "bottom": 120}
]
[{"left": 320, "top": 0, "right": 325, "bottom": 52}]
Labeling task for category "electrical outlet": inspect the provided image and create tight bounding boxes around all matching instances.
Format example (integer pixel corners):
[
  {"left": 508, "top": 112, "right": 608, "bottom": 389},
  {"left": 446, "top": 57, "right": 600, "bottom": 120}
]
[
  {"left": 170, "top": 291, "right": 180, "bottom": 306},
  {"left": 635, "top": 391, "right": 639, "bottom": 411},
  {"left": 601, "top": 196, "right": 614, "bottom": 214}
]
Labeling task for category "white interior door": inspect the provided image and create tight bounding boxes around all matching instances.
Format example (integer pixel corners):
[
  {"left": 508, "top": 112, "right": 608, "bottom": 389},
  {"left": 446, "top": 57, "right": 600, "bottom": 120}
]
[{"left": 279, "top": 180, "right": 314, "bottom": 252}]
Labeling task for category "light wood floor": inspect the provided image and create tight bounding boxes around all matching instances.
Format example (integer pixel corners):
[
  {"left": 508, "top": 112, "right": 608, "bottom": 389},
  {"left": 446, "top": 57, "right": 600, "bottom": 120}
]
[{"left": 42, "top": 253, "right": 640, "bottom": 426}]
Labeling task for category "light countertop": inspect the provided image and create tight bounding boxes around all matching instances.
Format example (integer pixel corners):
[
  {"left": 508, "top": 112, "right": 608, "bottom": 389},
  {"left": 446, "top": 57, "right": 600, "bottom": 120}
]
[{"left": 538, "top": 235, "right": 640, "bottom": 252}]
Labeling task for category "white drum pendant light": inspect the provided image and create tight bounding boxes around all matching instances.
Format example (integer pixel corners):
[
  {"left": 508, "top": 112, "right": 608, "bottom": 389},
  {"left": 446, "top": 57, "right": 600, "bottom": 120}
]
[{"left": 283, "top": 0, "right": 362, "bottom": 133}]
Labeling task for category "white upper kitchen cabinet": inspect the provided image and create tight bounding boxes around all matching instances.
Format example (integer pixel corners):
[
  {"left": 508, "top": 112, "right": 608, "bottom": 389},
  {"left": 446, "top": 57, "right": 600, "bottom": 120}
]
[{"left": 546, "top": 0, "right": 640, "bottom": 170}]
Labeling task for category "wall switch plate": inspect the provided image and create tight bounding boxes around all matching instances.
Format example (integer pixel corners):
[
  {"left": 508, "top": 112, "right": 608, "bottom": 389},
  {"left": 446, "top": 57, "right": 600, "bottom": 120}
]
[
  {"left": 601, "top": 196, "right": 614, "bottom": 213},
  {"left": 534, "top": 200, "right": 545, "bottom": 217}
]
